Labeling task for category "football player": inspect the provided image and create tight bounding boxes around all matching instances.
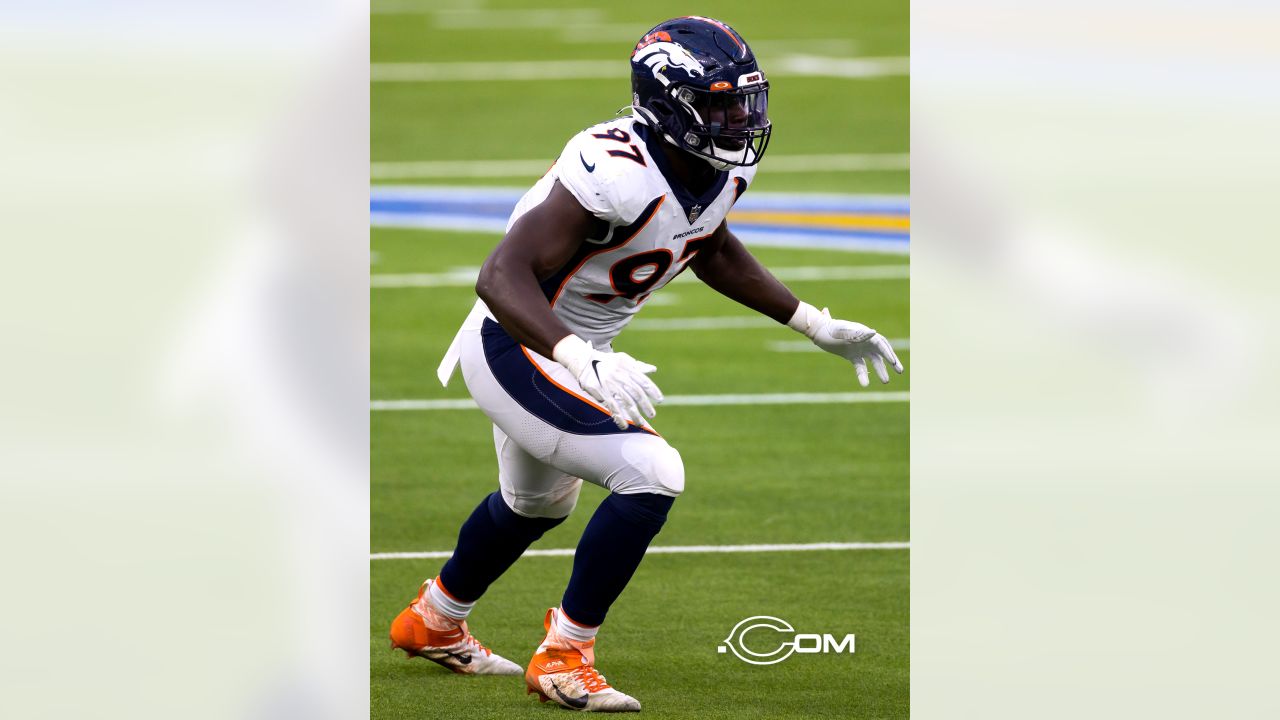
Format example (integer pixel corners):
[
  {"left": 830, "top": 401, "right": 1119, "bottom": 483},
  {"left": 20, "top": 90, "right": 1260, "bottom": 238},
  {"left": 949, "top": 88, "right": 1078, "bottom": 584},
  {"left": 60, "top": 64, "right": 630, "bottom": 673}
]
[{"left": 389, "top": 15, "right": 903, "bottom": 712}]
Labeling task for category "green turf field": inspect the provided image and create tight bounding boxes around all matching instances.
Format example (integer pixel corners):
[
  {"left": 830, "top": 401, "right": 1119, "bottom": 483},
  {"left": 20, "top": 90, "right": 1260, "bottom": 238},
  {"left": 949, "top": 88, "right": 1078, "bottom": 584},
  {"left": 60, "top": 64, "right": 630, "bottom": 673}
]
[
  {"left": 372, "top": 0, "right": 908, "bottom": 195},
  {"left": 373, "top": 2, "right": 908, "bottom": 717}
]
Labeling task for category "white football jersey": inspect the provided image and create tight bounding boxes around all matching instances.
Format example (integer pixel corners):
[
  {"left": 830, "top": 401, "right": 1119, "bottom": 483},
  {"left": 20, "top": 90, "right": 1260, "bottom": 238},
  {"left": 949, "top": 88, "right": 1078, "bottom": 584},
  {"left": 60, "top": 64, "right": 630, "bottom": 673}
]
[{"left": 494, "top": 115, "right": 756, "bottom": 348}]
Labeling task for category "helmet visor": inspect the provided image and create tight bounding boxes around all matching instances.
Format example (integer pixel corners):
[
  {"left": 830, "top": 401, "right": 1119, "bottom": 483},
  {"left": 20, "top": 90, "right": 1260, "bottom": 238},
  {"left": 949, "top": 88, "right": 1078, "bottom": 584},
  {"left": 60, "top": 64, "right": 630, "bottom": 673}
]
[{"left": 678, "top": 82, "right": 771, "bottom": 164}]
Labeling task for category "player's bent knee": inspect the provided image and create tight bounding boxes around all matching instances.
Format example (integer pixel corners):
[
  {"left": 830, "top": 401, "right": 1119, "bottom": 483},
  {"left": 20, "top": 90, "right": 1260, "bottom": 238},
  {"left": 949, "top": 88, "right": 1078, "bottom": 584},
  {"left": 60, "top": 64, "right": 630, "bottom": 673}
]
[
  {"left": 650, "top": 445, "right": 685, "bottom": 497},
  {"left": 615, "top": 441, "right": 684, "bottom": 498}
]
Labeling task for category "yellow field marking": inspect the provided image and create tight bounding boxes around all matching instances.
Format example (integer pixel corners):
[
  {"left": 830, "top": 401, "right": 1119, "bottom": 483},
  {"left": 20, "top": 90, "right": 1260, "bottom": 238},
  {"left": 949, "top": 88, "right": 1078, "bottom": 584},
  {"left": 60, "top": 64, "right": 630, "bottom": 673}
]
[{"left": 728, "top": 210, "right": 910, "bottom": 230}]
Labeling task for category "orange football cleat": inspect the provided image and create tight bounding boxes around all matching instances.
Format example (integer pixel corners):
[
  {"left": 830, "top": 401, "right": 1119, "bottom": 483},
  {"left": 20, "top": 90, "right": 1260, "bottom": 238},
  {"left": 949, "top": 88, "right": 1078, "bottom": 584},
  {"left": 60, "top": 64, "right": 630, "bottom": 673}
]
[
  {"left": 525, "top": 608, "right": 640, "bottom": 712},
  {"left": 389, "top": 579, "right": 521, "bottom": 676}
]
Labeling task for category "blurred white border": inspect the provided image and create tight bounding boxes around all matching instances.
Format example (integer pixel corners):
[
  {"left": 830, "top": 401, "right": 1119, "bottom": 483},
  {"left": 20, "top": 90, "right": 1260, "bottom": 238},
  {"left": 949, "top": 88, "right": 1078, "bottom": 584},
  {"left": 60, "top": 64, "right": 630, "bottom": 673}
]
[
  {"left": 914, "top": 1, "right": 1280, "bottom": 717},
  {"left": 1, "top": 2, "right": 369, "bottom": 718}
]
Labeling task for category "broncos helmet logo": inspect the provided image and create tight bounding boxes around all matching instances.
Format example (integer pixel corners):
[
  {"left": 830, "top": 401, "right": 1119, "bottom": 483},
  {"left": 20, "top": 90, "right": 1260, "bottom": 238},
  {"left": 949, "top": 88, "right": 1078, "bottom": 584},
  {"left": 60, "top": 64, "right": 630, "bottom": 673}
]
[{"left": 632, "top": 42, "right": 704, "bottom": 87}]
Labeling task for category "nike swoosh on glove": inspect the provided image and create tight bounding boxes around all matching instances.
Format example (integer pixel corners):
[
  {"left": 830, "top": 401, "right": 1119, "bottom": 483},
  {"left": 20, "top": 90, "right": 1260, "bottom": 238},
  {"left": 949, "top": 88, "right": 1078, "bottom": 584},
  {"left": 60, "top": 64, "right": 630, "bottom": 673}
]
[
  {"left": 552, "top": 335, "right": 664, "bottom": 429},
  {"left": 789, "top": 302, "right": 904, "bottom": 387}
]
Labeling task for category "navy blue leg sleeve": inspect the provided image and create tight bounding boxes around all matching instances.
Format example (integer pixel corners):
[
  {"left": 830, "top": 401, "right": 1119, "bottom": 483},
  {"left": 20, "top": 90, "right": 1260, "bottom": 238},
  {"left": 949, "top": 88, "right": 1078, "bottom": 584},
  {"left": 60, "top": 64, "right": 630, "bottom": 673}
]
[
  {"left": 561, "top": 492, "right": 675, "bottom": 627},
  {"left": 438, "top": 492, "right": 565, "bottom": 602}
]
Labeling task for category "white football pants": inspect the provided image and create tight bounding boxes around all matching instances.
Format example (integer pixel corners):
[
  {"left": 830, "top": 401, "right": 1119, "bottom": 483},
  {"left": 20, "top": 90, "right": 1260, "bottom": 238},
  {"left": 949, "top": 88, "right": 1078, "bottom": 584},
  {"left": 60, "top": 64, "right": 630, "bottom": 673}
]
[{"left": 454, "top": 305, "right": 684, "bottom": 519}]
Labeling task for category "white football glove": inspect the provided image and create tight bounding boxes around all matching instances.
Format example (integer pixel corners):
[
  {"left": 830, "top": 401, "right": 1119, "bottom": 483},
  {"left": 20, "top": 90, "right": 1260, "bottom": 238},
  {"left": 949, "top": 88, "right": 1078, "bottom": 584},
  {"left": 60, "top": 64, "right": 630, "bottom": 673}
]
[
  {"left": 789, "top": 301, "right": 904, "bottom": 387},
  {"left": 552, "top": 335, "right": 664, "bottom": 430}
]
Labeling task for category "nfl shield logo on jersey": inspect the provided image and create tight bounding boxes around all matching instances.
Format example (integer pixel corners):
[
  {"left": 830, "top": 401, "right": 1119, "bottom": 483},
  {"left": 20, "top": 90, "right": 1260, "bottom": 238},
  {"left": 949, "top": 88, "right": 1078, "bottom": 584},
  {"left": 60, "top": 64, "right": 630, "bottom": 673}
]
[{"left": 687, "top": 204, "right": 702, "bottom": 223}]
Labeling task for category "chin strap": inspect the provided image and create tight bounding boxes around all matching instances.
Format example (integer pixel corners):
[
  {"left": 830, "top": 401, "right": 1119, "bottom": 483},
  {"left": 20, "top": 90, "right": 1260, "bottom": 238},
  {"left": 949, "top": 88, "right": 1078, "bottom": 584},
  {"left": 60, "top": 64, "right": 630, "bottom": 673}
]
[{"left": 701, "top": 145, "right": 753, "bottom": 171}]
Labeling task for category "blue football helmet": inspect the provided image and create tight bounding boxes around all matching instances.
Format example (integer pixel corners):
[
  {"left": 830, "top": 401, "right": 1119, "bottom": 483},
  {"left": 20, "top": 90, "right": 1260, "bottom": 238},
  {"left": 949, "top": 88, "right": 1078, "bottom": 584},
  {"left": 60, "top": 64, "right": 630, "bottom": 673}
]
[{"left": 630, "top": 16, "right": 771, "bottom": 170}]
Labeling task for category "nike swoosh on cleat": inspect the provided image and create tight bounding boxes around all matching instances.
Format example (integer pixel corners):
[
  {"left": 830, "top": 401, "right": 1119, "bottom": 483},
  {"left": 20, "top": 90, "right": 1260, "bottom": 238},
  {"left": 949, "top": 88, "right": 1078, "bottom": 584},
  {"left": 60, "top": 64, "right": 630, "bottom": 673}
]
[
  {"left": 550, "top": 679, "right": 589, "bottom": 709},
  {"left": 580, "top": 152, "right": 595, "bottom": 173},
  {"left": 442, "top": 650, "right": 472, "bottom": 665}
]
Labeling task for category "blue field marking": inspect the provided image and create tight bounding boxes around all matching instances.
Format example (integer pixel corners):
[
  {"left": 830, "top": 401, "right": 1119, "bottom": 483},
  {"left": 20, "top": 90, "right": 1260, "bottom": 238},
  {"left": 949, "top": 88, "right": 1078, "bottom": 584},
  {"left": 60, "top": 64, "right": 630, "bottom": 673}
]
[
  {"left": 371, "top": 185, "right": 910, "bottom": 253},
  {"left": 732, "top": 193, "right": 909, "bottom": 215},
  {"left": 369, "top": 212, "right": 508, "bottom": 234},
  {"left": 370, "top": 197, "right": 515, "bottom": 219},
  {"left": 732, "top": 223, "right": 908, "bottom": 241}
]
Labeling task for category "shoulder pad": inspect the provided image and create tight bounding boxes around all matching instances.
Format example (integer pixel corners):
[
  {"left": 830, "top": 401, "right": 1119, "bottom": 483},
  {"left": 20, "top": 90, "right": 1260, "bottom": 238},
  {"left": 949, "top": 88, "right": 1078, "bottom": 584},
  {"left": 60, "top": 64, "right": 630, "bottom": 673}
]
[{"left": 554, "top": 119, "right": 660, "bottom": 225}]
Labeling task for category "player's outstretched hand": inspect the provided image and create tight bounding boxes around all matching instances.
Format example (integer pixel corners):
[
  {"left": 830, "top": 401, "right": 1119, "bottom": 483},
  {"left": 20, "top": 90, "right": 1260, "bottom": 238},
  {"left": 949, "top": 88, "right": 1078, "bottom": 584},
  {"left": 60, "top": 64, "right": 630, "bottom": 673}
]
[
  {"left": 805, "top": 308, "right": 904, "bottom": 387},
  {"left": 553, "top": 335, "right": 664, "bottom": 429}
]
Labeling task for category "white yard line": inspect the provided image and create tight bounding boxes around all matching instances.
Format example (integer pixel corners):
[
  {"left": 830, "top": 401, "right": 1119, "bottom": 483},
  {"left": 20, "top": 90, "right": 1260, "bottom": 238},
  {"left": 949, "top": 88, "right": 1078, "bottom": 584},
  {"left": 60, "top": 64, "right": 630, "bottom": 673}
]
[
  {"left": 769, "top": 339, "right": 910, "bottom": 353},
  {"left": 372, "top": 5, "right": 604, "bottom": 25},
  {"left": 372, "top": 60, "right": 625, "bottom": 82},
  {"left": 372, "top": 541, "right": 909, "bottom": 560},
  {"left": 763, "top": 153, "right": 910, "bottom": 172},
  {"left": 374, "top": 399, "right": 479, "bottom": 411},
  {"left": 372, "top": 391, "right": 908, "bottom": 412},
  {"left": 371, "top": 159, "right": 553, "bottom": 179},
  {"left": 768, "top": 265, "right": 909, "bottom": 281},
  {"left": 751, "top": 39, "right": 861, "bottom": 55},
  {"left": 773, "top": 54, "right": 911, "bottom": 79},
  {"left": 654, "top": 392, "right": 907, "bottom": 406},
  {"left": 371, "top": 270, "right": 479, "bottom": 288},
  {"left": 371, "top": 264, "right": 908, "bottom": 288},
  {"left": 370, "top": 56, "right": 908, "bottom": 82},
  {"left": 371, "top": 186, "right": 907, "bottom": 209},
  {"left": 629, "top": 316, "right": 778, "bottom": 331},
  {"left": 370, "top": 153, "right": 908, "bottom": 179}
]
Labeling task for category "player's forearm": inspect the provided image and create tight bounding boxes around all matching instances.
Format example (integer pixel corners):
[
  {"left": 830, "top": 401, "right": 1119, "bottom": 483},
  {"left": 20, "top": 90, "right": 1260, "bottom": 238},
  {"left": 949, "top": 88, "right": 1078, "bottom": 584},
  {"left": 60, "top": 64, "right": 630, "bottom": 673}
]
[
  {"left": 475, "top": 261, "right": 573, "bottom": 358},
  {"left": 694, "top": 234, "right": 799, "bottom": 324}
]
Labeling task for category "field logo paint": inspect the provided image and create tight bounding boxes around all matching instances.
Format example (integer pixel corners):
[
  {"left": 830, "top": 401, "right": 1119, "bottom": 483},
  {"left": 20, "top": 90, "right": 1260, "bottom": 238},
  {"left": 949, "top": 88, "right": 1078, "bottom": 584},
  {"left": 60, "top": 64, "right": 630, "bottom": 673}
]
[{"left": 718, "top": 615, "right": 856, "bottom": 665}]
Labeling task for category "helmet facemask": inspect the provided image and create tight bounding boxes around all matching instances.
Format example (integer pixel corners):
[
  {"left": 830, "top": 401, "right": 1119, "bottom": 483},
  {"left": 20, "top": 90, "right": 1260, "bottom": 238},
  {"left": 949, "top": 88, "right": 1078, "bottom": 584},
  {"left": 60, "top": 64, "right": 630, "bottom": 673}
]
[{"left": 672, "top": 82, "right": 771, "bottom": 170}]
